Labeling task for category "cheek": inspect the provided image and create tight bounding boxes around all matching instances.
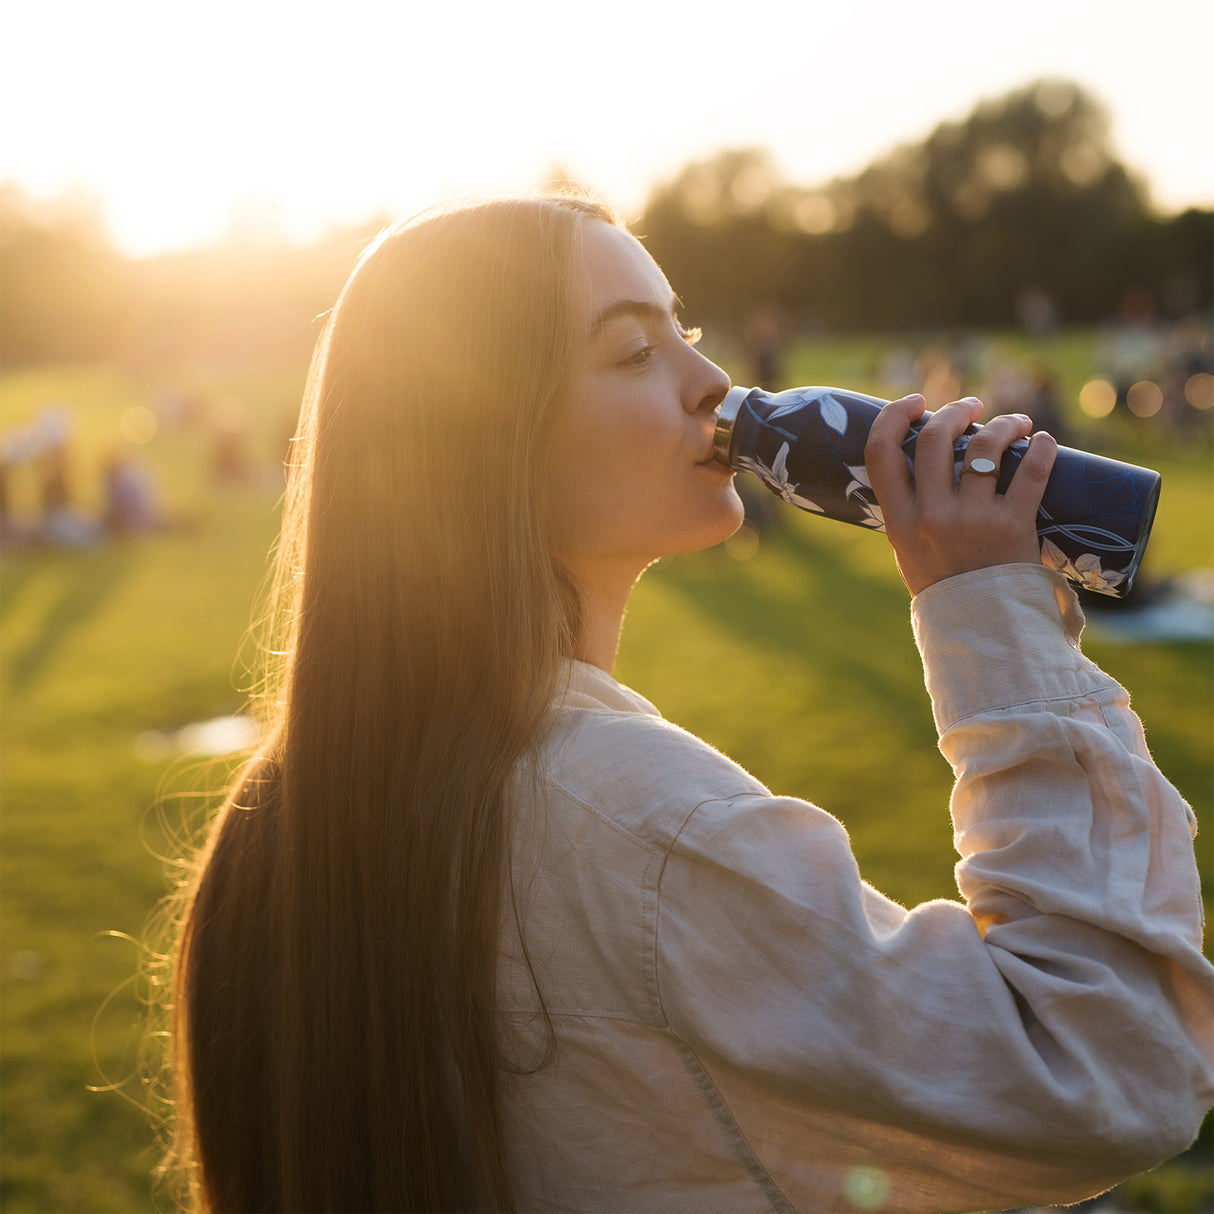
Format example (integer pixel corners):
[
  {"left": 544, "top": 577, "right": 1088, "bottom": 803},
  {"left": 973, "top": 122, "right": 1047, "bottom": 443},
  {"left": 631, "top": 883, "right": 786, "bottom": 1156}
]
[
  {"left": 554, "top": 391, "right": 676, "bottom": 495},
  {"left": 546, "top": 415, "right": 629, "bottom": 546}
]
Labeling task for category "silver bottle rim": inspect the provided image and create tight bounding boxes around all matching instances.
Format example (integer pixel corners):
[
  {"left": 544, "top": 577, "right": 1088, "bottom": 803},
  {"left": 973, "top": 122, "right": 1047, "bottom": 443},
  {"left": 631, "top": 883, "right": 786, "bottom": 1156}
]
[{"left": 712, "top": 386, "right": 751, "bottom": 467}]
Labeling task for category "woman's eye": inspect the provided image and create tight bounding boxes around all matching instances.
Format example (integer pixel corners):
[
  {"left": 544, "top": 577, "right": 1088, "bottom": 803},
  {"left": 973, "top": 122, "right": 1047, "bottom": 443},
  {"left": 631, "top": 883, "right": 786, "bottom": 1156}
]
[
  {"left": 614, "top": 318, "right": 700, "bottom": 369},
  {"left": 620, "top": 344, "right": 656, "bottom": 368}
]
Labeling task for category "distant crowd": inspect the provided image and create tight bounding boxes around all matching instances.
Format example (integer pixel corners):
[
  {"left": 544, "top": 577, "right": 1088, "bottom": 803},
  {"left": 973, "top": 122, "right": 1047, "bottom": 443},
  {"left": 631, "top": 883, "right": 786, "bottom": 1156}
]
[
  {"left": 0, "top": 403, "right": 160, "bottom": 548},
  {"left": 0, "top": 390, "right": 288, "bottom": 551},
  {"left": 740, "top": 308, "right": 1213, "bottom": 441}
]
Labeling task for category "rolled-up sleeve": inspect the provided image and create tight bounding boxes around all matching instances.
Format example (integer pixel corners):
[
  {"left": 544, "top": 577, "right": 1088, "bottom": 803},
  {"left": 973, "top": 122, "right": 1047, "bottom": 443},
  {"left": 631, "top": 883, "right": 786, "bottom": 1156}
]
[{"left": 654, "top": 565, "right": 1213, "bottom": 1213}]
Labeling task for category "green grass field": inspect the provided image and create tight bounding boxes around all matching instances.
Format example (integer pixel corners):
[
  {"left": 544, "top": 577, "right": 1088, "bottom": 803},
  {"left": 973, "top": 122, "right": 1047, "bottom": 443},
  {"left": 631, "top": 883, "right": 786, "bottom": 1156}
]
[{"left": 2, "top": 338, "right": 1210, "bottom": 1212}]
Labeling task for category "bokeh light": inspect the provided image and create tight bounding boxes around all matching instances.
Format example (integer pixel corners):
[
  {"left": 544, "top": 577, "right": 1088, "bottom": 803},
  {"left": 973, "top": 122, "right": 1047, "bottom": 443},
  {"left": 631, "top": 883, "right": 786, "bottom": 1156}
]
[
  {"left": 1078, "top": 378, "right": 1117, "bottom": 418},
  {"left": 118, "top": 406, "right": 158, "bottom": 444},
  {"left": 1185, "top": 371, "right": 1214, "bottom": 411},
  {"left": 843, "top": 1165, "right": 891, "bottom": 1211},
  {"left": 1126, "top": 380, "right": 1164, "bottom": 418},
  {"left": 724, "top": 523, "right": 761, "bottom": 562}
]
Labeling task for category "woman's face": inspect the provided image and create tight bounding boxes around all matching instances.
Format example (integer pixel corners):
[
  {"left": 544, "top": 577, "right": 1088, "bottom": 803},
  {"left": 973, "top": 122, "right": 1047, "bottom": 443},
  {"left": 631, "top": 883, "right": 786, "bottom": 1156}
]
[{"left": 550, "top": 221, "right": 744, "bottom": 589}]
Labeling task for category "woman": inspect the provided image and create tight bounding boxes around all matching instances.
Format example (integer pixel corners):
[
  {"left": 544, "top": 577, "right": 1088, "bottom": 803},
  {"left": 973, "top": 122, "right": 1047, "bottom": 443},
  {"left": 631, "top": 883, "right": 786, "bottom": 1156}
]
[{"left": 166, "top": 193, "right": 1212, "bottom": 1212}]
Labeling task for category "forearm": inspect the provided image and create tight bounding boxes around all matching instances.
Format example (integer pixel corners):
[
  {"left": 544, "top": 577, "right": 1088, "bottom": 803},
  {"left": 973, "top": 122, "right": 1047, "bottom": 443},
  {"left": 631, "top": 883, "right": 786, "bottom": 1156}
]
[{"left": 913, "top": 563, "right": 1211, "bottom": 1150}]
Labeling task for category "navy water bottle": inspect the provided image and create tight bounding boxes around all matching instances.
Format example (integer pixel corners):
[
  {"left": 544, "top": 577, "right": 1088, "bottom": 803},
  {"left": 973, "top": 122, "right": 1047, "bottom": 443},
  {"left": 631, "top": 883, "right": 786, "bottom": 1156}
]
[{"left": 712, "top": 385, "right": 1160, "bottom": 597}]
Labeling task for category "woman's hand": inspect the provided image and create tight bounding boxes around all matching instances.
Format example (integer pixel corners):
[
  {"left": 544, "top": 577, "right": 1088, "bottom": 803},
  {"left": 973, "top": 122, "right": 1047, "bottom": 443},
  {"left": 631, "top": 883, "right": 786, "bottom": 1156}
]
[{"left": 865, "top": 394, "right": 1058, "bottom": 596}]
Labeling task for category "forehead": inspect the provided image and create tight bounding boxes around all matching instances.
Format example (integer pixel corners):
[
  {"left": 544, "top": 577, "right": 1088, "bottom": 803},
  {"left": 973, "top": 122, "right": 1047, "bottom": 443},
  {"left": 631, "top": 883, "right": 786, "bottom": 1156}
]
[{"left": 576, "top": 221, "right": 675, "bottom": 318}]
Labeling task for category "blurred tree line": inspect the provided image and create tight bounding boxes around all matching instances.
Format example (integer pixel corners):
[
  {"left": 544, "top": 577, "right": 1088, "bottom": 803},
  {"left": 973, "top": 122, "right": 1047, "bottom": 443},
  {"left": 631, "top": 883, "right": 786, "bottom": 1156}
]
[
  {"left": 1, "top": 78, "right": 1210, "bottom": 371},
  {"left": 640, "top": 79, "right": 1211, "bottom": 333}
]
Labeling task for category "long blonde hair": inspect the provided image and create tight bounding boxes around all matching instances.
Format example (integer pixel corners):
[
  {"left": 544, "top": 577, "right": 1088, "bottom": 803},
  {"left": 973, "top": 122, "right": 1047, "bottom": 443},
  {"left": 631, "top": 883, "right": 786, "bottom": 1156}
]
[{"left": 167, "top": 193, "right": 618, "bottom": 1211}]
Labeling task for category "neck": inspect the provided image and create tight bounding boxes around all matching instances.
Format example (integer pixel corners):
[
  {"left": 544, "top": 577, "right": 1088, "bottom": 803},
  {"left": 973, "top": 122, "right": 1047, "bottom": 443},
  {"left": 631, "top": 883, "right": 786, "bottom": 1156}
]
[{"left": 568, "top": 561, "right": 644, "bottom": 673}]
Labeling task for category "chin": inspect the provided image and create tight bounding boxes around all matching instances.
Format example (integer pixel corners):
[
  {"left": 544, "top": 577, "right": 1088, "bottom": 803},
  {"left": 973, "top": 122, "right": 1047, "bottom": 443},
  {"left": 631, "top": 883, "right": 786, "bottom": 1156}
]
[
  {"left": 684, "top": 489, "right": 748, "bottom": 555},
  {"left": 717, "top": 483, "right": 748, "bottom": 539}
]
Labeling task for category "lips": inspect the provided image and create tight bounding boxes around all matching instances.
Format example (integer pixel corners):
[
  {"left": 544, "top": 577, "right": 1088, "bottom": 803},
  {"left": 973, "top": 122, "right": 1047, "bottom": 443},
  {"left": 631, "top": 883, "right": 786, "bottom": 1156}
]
[
  {"left": 697, "top": 450, "right": 732, "bottom": 473},
  {"left": 695, "top": 433, "right": 721, "bottom": 465}
]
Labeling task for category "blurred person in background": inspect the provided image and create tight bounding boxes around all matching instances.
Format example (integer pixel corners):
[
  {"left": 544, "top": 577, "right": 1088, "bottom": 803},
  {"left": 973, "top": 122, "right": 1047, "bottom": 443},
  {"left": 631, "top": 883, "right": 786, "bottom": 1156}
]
[
  {"left": 102, "top": 446, "right": 163, "bottom": 536},
  {"left": 163, "top": 193, "right": 1211, "bottom": 1213}
]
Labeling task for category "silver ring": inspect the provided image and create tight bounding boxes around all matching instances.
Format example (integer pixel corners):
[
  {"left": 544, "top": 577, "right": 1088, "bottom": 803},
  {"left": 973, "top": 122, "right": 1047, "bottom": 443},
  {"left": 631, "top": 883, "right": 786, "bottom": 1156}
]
[{"left": 964, "top": 457, "right": 999, "bottom": 476}]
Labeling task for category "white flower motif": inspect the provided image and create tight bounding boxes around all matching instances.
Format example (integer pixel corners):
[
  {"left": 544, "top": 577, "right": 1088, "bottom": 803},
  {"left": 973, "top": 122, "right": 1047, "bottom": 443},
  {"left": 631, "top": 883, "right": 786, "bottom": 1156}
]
[
  {"left": 762, "top": 391, "right": 852, "bottom": 437},
  {"left": 768, "top": 442, "right": 794, "bottom": 496},
  {"left": 842, "top": 463, "right": 885, "bottom": 529},
  {"left": 1039, "top": 538, "right": 1069, "bottom": 571},
  {"left": 754, "top": 442, "right": 825, "bottom": 513},
  {"left": 765, "top": 390, "right": 821, "bottom": 422},
  {"left": 820, "top": 393, "right": 849, "bottom": 436},
  {"left": 843, "top": 462, "right": 873, "bottom": 494},
  {"left": 795, "top": 494, "right": 827, "bottom": 514},
  {"left": 853, "top": 497, "right": 885, "bottom": 530},
  {"left": 1040, "top": 539, "right": 1126, "bottom": 593}
]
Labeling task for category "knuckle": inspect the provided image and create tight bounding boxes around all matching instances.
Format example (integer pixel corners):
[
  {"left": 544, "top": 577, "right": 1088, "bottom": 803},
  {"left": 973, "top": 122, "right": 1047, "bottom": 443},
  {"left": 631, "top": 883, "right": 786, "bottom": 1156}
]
[
  {"left": 1016, "top": 447, "right": 1055, "bottom": 484},
  {"left": 964, "top": 438, "right": 1000, "bottom": 461},
  {"left": 968, "top": 430, "right": 1008, "bottom": 454},
  {"left": 865, "top": 417, "right": 894, "bottom": 451},
  {"left": 913, "top": 425, "right": 951, "bottom": 453},
  {"left": 1019, "top": 457, "right": 1051, "bottom": 485}
]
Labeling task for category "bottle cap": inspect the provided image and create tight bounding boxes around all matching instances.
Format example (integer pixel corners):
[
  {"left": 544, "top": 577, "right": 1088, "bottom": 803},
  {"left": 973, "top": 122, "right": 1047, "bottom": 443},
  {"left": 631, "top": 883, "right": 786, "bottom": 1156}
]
[{"left": 712, "top": 386, "right": 751, "bottom": 467}]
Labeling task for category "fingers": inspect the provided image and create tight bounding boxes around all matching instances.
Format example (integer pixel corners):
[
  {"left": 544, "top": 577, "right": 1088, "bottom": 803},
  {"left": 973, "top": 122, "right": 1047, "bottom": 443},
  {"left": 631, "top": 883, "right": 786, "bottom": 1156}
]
[
  {"left": 957, "top": 413, "right": 1033, "bottom": 492},
  {"left": 910, "top": 396, "right": 984, "bottom": 494},
  {"left": 874, "top": 393, "right": 1058, "bottom": 596},
  {"left": 1003, "top": 430, "right": 1058, "bottom": 515},
  {"left": 956, "top": 416, "right": 1056, "bottom": 514},
  {"left": 865, "top": 393, "right": 926, "bottom": 514}
]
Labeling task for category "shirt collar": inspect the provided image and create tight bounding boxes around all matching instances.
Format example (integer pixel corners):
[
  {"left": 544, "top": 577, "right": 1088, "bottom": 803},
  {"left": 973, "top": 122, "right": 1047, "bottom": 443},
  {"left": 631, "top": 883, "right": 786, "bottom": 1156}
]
[{"left": 558, "top": 659, "right": 662, "bottom": 718}]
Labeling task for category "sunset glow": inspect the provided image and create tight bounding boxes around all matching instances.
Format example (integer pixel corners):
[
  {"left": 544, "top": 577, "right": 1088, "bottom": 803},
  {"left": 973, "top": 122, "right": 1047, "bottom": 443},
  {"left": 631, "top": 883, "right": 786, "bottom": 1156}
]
[{"left": 5, "top": 0, "right": 1212, "bottom": 256}]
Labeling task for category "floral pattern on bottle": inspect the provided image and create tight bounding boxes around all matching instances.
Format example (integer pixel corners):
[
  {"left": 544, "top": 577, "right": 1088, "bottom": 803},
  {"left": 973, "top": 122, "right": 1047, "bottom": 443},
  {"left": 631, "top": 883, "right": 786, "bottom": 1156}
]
[{"left": 720, "top": 386, "right": 1160, "bottom": 598}]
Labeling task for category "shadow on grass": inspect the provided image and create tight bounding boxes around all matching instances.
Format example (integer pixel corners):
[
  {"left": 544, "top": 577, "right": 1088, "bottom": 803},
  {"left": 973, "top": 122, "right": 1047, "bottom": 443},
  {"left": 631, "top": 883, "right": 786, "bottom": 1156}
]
[
  {"left": 652, "top": 521, "right": 933, "bottom": 747},
  {"left": 1, "top": 544, "right": 136, "bottom": 692}
]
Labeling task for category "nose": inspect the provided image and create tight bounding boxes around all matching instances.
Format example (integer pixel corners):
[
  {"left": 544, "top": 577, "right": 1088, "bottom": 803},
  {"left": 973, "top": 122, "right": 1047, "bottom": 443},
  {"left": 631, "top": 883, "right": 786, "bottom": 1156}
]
[{"left": 683, "top": 345, "right": 731, "bottom": 417}]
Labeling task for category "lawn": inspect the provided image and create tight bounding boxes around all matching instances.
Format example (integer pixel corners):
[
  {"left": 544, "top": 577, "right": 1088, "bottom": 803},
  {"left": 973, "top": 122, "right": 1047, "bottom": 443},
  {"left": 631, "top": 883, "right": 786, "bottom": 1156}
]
[{"left": 2, "top": 337, "right": 1210, "bottom": 1212}]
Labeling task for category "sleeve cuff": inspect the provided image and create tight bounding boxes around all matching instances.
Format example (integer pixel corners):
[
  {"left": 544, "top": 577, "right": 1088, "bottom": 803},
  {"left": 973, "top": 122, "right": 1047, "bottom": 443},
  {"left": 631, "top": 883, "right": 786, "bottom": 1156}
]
[{"left": 910, "top": 564, "right": 1119, "bottom": 732}]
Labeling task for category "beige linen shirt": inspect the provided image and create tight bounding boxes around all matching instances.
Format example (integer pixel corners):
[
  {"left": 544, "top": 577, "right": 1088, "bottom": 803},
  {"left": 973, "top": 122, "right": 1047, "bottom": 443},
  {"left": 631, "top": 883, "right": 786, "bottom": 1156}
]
[{"left": 499, "top": 564, "right": 1212, "bottom": 1213}]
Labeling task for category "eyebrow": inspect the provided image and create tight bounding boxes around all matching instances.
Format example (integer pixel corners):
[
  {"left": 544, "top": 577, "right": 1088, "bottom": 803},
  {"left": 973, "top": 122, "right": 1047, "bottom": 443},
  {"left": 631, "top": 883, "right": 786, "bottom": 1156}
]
[{"left": 587, "top": 296, "right": 680, "bottom": 338}]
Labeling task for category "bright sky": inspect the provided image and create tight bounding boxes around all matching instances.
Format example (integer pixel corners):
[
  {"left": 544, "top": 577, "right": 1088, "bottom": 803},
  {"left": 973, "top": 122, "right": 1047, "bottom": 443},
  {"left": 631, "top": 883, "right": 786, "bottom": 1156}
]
[{"left": 5, "top": 0, "right": 1211, "bottom": 257}]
